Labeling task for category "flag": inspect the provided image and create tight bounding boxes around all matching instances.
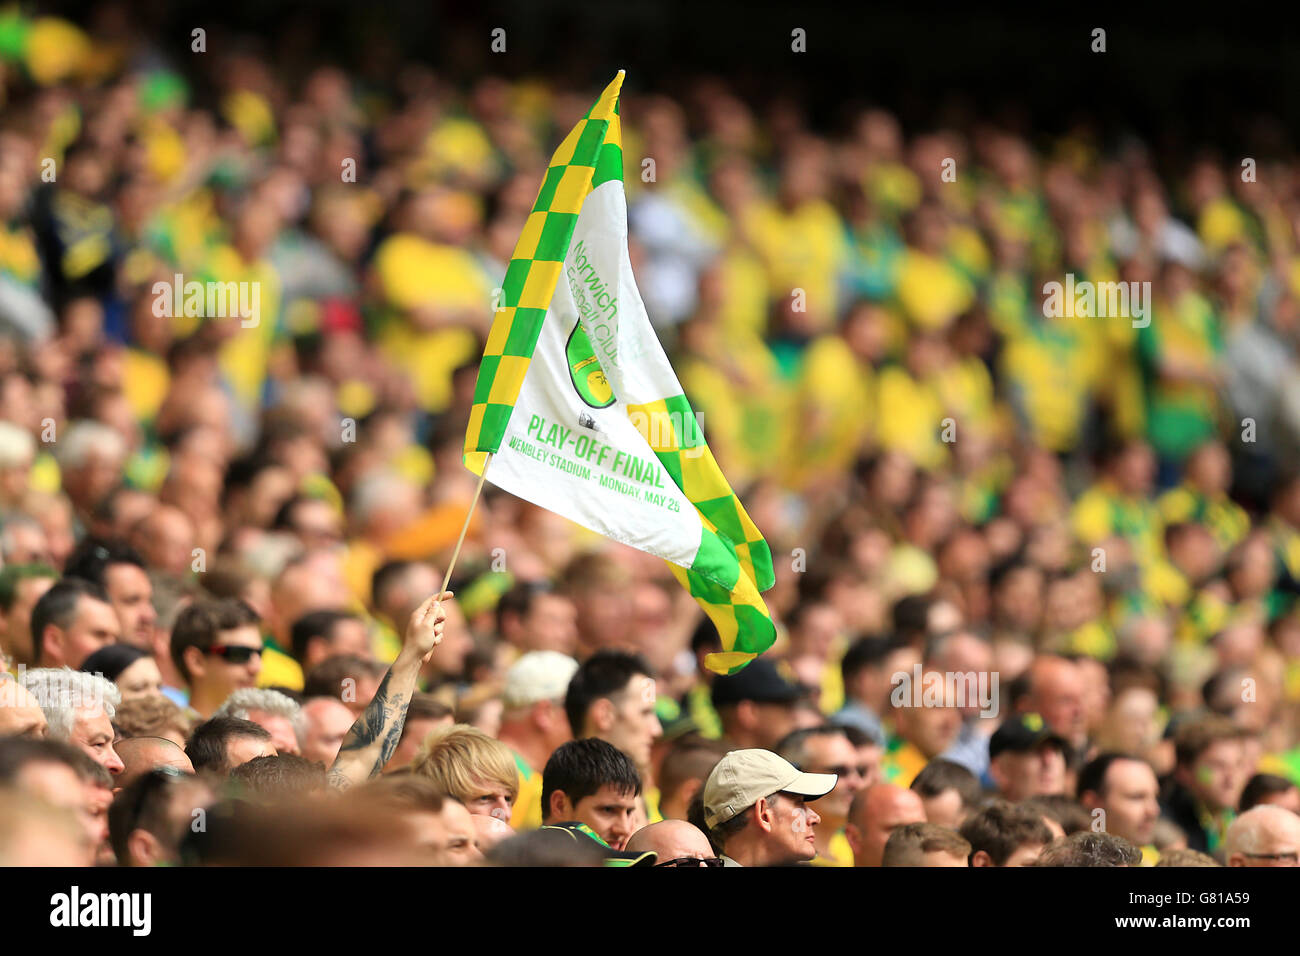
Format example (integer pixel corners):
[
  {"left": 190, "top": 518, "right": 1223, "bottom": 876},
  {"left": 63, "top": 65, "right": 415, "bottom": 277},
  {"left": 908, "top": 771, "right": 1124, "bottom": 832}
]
[{"left": 463, "top": 71, "right": 775, "bottom": 674}]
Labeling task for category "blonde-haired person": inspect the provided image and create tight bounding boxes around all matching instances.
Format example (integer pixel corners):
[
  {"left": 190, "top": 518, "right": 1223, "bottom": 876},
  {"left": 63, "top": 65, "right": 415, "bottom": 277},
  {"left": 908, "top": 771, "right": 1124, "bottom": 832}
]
[{"left": 412, "top": 723, "right": 518, "bottom": 822}]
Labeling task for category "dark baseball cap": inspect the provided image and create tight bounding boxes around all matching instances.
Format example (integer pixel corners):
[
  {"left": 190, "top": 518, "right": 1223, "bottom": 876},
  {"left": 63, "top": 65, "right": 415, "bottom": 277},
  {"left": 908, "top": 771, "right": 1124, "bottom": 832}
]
[
  {"left": 989, "top": 712, "right": 1070, "bottom": 760},
  {"left": 710, "top": 658, "right": 806, "bottom": 708}
]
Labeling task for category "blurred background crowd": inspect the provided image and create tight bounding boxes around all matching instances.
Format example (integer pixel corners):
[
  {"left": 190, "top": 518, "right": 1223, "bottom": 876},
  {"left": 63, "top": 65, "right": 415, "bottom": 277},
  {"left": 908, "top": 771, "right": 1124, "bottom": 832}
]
[{"left": 1, "top": 2, "right": 1300, "bottom": 867}]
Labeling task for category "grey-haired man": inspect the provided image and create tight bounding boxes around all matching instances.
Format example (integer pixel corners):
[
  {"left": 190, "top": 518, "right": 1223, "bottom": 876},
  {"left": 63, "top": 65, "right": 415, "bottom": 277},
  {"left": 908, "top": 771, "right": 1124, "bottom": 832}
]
[{"left": 701, "top": 749, "right": 836, "bottom": 866}]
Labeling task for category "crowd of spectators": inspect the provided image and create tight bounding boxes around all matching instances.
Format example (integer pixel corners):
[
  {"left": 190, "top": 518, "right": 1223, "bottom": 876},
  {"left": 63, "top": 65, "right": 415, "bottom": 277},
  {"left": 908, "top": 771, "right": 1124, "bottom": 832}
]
[{"left": 1, "top": 6, "right": 1300, "bottom": 867}]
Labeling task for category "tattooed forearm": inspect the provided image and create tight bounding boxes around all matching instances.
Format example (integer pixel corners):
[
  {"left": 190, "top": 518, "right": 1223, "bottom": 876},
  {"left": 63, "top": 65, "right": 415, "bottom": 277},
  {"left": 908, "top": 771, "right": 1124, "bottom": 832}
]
[
  {"left": 338, "top": 670, "right": 404, "bottom": 752},
  {"left": 377, "top": 698, "right": 408, "bottom": 769},
  {"left": 327, "top": 661, "right": 418, "bottom": 789}
]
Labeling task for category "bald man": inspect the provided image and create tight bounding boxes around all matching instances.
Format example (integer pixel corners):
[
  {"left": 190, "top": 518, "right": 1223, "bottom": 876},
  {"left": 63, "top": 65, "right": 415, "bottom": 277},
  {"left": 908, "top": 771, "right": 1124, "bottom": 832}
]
[
  {"left": 1022, "top": 656, "right": 1087, "bottom": 749},
  {"left": 0, "top": 677, "right": 48, "bottom": 738},
  {"left": 271, "top": 554, "right": 346, "bottom": 651},
  {"left": 300, "top": 697, "right": 355, "bottom": 765},
  {"left": 116, "top": 736, "right": 195, "bottom": 788},
  {"left": 626, "top": 819, "right": 716, "bottom": 867},
  {"left": 131, "top": 505, "right": 195, "bottom": 579},
  {"left": 1225, "top": 805, "right": 1300, "bottom": 867},
  {"left": 845, "top": 783, "right": 926, "bottom": 867}
]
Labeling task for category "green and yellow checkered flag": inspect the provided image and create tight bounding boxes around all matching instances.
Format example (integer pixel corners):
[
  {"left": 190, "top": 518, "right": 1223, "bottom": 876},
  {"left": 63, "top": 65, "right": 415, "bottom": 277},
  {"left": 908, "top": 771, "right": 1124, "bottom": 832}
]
[
  {"left": 463, "top": 72, "right": 775, "bottom": 674},
  {"left": 464, "top": 72, "right": 626, "bottom": 473}
]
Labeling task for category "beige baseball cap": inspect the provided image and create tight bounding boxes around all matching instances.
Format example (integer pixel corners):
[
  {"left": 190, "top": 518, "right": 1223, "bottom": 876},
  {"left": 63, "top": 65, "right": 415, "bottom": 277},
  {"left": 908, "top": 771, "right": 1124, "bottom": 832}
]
[{"left": 702, "top": 749, "right": 837, "bottom": 828}]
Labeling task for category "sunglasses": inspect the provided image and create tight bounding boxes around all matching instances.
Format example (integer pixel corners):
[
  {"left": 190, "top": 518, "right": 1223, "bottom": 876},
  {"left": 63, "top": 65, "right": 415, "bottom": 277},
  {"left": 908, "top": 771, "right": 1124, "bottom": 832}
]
[
  {"left": 654, "top": 856, "right": 724, "bottom": 868},
  {"left": 206, "top": 645, "right": 263, "bottom": 664}
]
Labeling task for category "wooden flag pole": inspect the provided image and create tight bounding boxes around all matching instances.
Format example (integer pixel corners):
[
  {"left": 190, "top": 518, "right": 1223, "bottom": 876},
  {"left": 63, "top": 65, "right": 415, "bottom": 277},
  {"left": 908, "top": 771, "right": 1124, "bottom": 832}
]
[{"left": 436, "top": 453, "right": 493, "bottom": 604}]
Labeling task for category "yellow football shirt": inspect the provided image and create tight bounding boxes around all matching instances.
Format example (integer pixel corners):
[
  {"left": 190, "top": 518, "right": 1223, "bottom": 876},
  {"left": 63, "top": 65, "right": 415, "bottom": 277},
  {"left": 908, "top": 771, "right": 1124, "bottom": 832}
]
[
  {"left": 811, "top": 828, "right": 854, "bottom": 867},
  {"left": 257, "top": 643, "right": 304, "bottom": 692},
  {"left": 511, "top": 752, "right": 544, "bottom": 831}
]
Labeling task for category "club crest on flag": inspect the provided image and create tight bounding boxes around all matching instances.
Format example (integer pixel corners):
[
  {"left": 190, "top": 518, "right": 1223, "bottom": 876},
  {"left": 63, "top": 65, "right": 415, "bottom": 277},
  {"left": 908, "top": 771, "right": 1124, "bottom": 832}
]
[{"left": 566, "top": 319, "right": 616, "bottom": 408}]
